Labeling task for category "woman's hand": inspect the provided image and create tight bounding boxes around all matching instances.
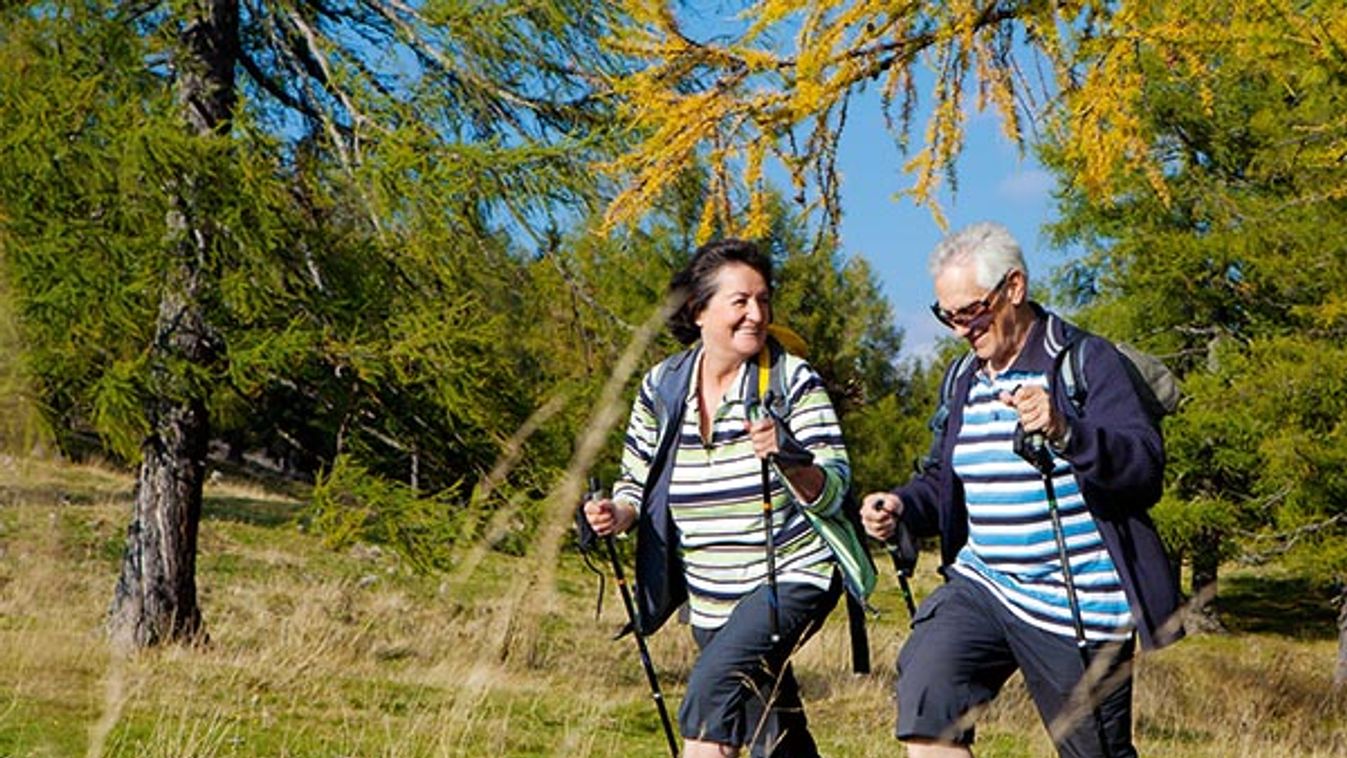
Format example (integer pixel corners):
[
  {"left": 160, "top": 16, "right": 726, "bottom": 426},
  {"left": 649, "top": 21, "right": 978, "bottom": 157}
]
[
  {"left": 582, "top": 497, "right": 636, "bottom": 537},
  {"left": 746, "top": 415, "right": 826, "bottom": 502},
  {"left": 744, "top": 416, "right": 780, "bottom": 460}
]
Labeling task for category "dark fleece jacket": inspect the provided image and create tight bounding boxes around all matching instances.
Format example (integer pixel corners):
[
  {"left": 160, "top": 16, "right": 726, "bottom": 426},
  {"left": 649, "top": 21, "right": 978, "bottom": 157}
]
[{"left": 895, "top": 308, "right": 1184, "bottom": 651}]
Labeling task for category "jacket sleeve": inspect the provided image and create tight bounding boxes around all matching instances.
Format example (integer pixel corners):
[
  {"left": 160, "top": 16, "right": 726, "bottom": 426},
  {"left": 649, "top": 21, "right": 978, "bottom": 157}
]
[
  {"left": 1056, "top": 336, "right": 1165, "bottom": 512},
  {"left": 894, "top": 354, "right": 970, "bottom": 539},
  {"left": 895, "top": 430, "right": 947, "bottom": 538},
  {"left": 612, "top": 366, "right": 662, "bottom": 516},
  {"left": 892, "top": 380, "right": 956, "bottom": 540},
  {"left": 777, "top": 358, "right": 851, "bottom": 518}
]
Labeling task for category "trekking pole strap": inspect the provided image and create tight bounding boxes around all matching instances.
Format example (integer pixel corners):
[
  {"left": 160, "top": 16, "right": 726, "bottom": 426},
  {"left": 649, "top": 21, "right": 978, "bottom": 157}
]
[{"left": 880, "top": 542, "right": 919, "bottom": 618}]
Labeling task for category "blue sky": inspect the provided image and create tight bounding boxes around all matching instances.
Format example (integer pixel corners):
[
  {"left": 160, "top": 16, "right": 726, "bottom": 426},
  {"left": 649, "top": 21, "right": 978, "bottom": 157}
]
[
  {"left": 831, "top": 92, "right": 1069, "bottom": 359},
  {"left": 672, "top": 6, "right": 1072, "bottom": 360}
]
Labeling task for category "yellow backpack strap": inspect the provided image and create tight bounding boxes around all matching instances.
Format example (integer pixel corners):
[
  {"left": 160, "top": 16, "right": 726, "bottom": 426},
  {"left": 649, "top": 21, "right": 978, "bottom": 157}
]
[
  {"left": 757, "top": 343, "right": 771, "bottom": 406},
  {"left": 767, "top": 323, "right": 808, "bottom": 358}
]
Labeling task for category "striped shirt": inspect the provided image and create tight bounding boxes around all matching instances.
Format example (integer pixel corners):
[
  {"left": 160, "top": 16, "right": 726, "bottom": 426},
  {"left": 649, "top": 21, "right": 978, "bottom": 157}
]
[
  {"left": 613, "top": 350, "right": 848, "bottom": 630},
  {"left": 948, "top": 363, "right": 1134, "bottom": 642}
]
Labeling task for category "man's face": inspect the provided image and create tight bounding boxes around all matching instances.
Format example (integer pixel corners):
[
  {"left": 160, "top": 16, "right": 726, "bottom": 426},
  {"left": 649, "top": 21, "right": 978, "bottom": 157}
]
[{"left": 932, "top": 263, "right": 1022, "bottom": 367}]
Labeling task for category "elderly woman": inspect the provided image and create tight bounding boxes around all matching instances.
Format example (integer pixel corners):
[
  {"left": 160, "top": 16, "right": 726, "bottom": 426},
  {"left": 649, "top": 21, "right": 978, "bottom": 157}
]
[
  {"left": 584, "top": 238, "right": 851, "bottom": 757},
  {"left": 861, "top": 222, "right": 1182, "bottom": 758}
]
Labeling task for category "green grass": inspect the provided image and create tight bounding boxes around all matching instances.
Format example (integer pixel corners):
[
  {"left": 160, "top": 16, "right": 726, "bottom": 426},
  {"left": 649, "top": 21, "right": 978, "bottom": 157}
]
[{"left": 1, "top": 457, "right": 1346, "bottom": 756}]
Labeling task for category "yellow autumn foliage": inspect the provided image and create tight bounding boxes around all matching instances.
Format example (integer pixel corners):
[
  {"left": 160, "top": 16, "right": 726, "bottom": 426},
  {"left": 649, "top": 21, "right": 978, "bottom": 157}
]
[{"left": 601, "top": 0, "right": 1346, "bottom": 237}]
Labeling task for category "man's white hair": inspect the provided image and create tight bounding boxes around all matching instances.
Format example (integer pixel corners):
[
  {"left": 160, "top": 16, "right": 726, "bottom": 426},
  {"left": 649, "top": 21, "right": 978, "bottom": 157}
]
[{"left": 927, "top": 221, "right": 1028, "bottom": 288}]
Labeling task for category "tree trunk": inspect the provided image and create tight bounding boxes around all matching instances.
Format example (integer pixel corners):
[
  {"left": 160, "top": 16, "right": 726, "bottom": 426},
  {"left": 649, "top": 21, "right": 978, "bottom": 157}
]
[
  {"left": 1185, "top": 531, "right": 1226, "bottom": 634},
  {"left": 106, "top": 0, "right": 237, "bottom": 649},
  {"left": 1335, "top": 589, "right": 1347, "bottom": 688},
  {"left": 108, "top": 383, "right": 210, "bottom": 647}
]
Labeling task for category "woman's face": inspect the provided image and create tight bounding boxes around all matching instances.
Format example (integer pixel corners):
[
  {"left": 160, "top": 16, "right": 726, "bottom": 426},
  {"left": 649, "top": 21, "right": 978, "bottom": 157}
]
[{"left": 696, "top": 261, "right": 771, "bottom": 363}]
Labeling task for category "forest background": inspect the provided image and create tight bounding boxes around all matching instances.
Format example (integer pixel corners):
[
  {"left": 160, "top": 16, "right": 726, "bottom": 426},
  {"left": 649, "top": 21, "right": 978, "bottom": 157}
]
[{"left": 1, "top": 0, "right": 1346, "bottom": 755}]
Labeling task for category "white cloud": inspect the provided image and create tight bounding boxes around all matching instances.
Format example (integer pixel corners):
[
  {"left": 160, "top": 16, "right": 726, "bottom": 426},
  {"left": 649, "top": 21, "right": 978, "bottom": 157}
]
[
  {"left": 997, "top": 169, "right": 1055, "bottom": 203},
  {"left": 897, "top": 306, "right": 945, "bottom": 361}
]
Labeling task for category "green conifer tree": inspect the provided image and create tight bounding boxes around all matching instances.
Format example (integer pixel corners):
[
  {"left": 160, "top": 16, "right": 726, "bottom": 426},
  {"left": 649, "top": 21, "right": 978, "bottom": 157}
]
[
  {"left": 1040, "top": 0, "right": 1347, "bottom": 666},
  {"left": 0, "top": 0, "right": 620, "bottom": 647}
]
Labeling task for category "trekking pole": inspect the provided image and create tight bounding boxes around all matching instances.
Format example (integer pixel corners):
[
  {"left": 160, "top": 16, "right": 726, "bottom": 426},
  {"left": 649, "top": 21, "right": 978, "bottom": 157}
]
[
  {"left": 587, "top": 478, "right": 680, "bottom": 758},
  {"left": 1013, "top": 427, "right": 1112, "bottom": 758},
  {"left": 760, "top": 453, "right": 781, "bottom": 644},
  {"left": 751, "top": 390, "right": 783, "bottom": 645},
  {"left": 883, "top": 520, "right": 919, "bottom": 619}
]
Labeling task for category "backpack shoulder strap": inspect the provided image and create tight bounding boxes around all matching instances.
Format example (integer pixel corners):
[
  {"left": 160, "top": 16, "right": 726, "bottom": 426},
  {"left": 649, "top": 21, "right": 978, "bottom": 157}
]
[
  {"left": 919, "top": 350, "right": 975, "bottom": 473},
  {"left": 743, "top": 336, "right": 793, "bottom": 418},
  {"left": 1044, "top": 310, "right": 1177, "bottom": 425},
  {"left": 652, "top": 347, "right": 699, "bottom": 441},
  {"left": 941, "top": 349, "right": 976, "bottom": 406},
  {"left": 1066, "top": 339, "right": 1090, "bottom": 415},
  {"left": 1045, "top": 312, "right": 1089, "bottom": 415},
  {"left": 768, "top": 337, "right": 792, "bottom": 415}
]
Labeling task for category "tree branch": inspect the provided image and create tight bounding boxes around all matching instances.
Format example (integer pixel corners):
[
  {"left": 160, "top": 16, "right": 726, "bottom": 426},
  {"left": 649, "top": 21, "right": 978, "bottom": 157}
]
[{"left": 238, "top": 49, "right": 326, "bottom": 125}]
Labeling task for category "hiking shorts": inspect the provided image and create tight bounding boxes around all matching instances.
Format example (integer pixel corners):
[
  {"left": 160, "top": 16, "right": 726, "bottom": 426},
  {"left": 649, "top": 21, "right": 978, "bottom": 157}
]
[
  {"left": 679, "top": 575, "right": 840, "bottom": 756},
  {"left": 895, "top": 573, "right": 1138, "bottom": 758}
]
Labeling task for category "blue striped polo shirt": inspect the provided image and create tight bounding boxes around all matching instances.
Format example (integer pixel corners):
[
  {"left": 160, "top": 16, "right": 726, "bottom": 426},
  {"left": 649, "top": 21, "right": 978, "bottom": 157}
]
[{"left": 948, "top": 332, "right": 1133, "bottom": 642}]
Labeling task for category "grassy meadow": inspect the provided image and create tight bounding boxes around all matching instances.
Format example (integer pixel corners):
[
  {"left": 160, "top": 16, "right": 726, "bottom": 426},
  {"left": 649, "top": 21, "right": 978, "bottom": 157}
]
[{"left": 1, "top": 455, "right": 1345, "bottom": 757}]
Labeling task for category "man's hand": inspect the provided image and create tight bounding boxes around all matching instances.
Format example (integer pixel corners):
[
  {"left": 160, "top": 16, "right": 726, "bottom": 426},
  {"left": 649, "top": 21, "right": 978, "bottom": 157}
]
[
  {"left": 999, "top": 384, "right": 1068, "bottom": 447},
  {"left": 860, "top": 492, "right": 903, "bottom": 541}
]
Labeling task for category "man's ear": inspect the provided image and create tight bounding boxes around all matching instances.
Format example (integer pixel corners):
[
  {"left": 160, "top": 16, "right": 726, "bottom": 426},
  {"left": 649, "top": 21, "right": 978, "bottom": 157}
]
[{"left": 1012, "top": 268, "right": 1029, "bottom": 305}]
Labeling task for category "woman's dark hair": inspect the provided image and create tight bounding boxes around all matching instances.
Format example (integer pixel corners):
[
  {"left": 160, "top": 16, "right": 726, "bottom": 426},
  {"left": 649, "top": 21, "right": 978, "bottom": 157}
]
[{"left": 667, "top": 238, "right": 773, "bottom": 346}]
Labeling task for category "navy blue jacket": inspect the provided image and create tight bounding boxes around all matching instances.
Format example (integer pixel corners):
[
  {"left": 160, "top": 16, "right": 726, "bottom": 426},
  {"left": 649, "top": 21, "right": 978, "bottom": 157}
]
[{"left": 896, "top": 309, "right": 1184, "bottom": 651}]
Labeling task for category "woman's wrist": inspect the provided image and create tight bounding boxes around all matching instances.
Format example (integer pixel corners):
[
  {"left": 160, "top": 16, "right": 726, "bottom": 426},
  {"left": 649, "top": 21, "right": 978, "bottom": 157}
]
[
  {"left": 780, "top": 463, "right": 826, "bottom": 506},
  {"left": 612, "top": 500, "right": 638, "bottom": 533}
]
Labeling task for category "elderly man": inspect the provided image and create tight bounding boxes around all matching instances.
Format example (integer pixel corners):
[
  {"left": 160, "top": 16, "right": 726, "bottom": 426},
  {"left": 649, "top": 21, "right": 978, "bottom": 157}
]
[{"left": 862, "top": 222, "right": 1183, "bottom": 758}]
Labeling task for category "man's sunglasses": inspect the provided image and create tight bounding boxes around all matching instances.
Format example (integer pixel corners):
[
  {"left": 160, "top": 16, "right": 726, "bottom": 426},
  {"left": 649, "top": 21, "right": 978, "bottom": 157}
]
[{"left": 929, "top": 270, "right": 1013, "bottom": 330}]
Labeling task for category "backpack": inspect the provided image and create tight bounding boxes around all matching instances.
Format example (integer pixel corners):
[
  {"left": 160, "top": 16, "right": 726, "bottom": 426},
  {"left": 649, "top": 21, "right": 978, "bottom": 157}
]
[
  {"left": 922, "top": 313, "right": 1179, "bottom": 473},
  {"left": 648, "top": 336, "right": 877, "bottom": 673},
  {"left": 1060, "top": 339, "right": 1181, "bottom": 423}
]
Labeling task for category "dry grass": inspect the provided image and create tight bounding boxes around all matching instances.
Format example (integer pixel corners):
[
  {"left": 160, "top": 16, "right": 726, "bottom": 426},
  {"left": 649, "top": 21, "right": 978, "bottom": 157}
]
[{"left": 1, "top": 457, "right": 1345, "bottom": 757}]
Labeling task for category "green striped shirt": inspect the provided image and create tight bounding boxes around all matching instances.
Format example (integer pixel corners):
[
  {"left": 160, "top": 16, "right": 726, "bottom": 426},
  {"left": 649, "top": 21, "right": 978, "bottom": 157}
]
[{"left": 613, "top": 350, "right": 849, "bottom": 629}]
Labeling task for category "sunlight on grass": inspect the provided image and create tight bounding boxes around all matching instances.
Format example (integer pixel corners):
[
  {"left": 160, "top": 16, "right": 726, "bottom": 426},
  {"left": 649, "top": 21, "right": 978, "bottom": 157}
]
[{"left": 1, "top": 459, "right": 1345, "bottom": 756}]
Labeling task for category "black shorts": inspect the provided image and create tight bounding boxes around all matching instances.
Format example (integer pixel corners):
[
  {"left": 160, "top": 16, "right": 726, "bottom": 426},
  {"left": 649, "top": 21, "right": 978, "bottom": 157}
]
[
  {"left": 895, "top": 573, "right": 1137, "bottom": 758},
  {"left": 679, "top": 575, "right": 840, "bottom": 755}
]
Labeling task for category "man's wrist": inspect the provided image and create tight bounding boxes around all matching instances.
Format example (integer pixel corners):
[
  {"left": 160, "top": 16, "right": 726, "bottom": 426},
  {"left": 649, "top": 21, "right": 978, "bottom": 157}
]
[{"left": 1048, "top": 420, "right": 1073, "bottom": 454}]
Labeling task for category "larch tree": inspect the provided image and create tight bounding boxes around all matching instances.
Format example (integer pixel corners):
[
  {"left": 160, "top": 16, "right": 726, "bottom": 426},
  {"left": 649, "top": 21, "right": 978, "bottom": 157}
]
[
  {"left": 597, "top": 0, "right": 1344, "bottom": 249},
  {"left": 597, "top": 0, "right": 1347, "bottom": 670},
  {"left": 598, "top": 0, "right": 1105, "bottom": 239},
  {"left": 1040, "top": 0, "right": 1347, "bottom": 668},
  {"left": 0, "top": 0, "right": 620, "bottom": 648},
  {"left": 105, "top": 0, "right": 237, "bottom": 647}
]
